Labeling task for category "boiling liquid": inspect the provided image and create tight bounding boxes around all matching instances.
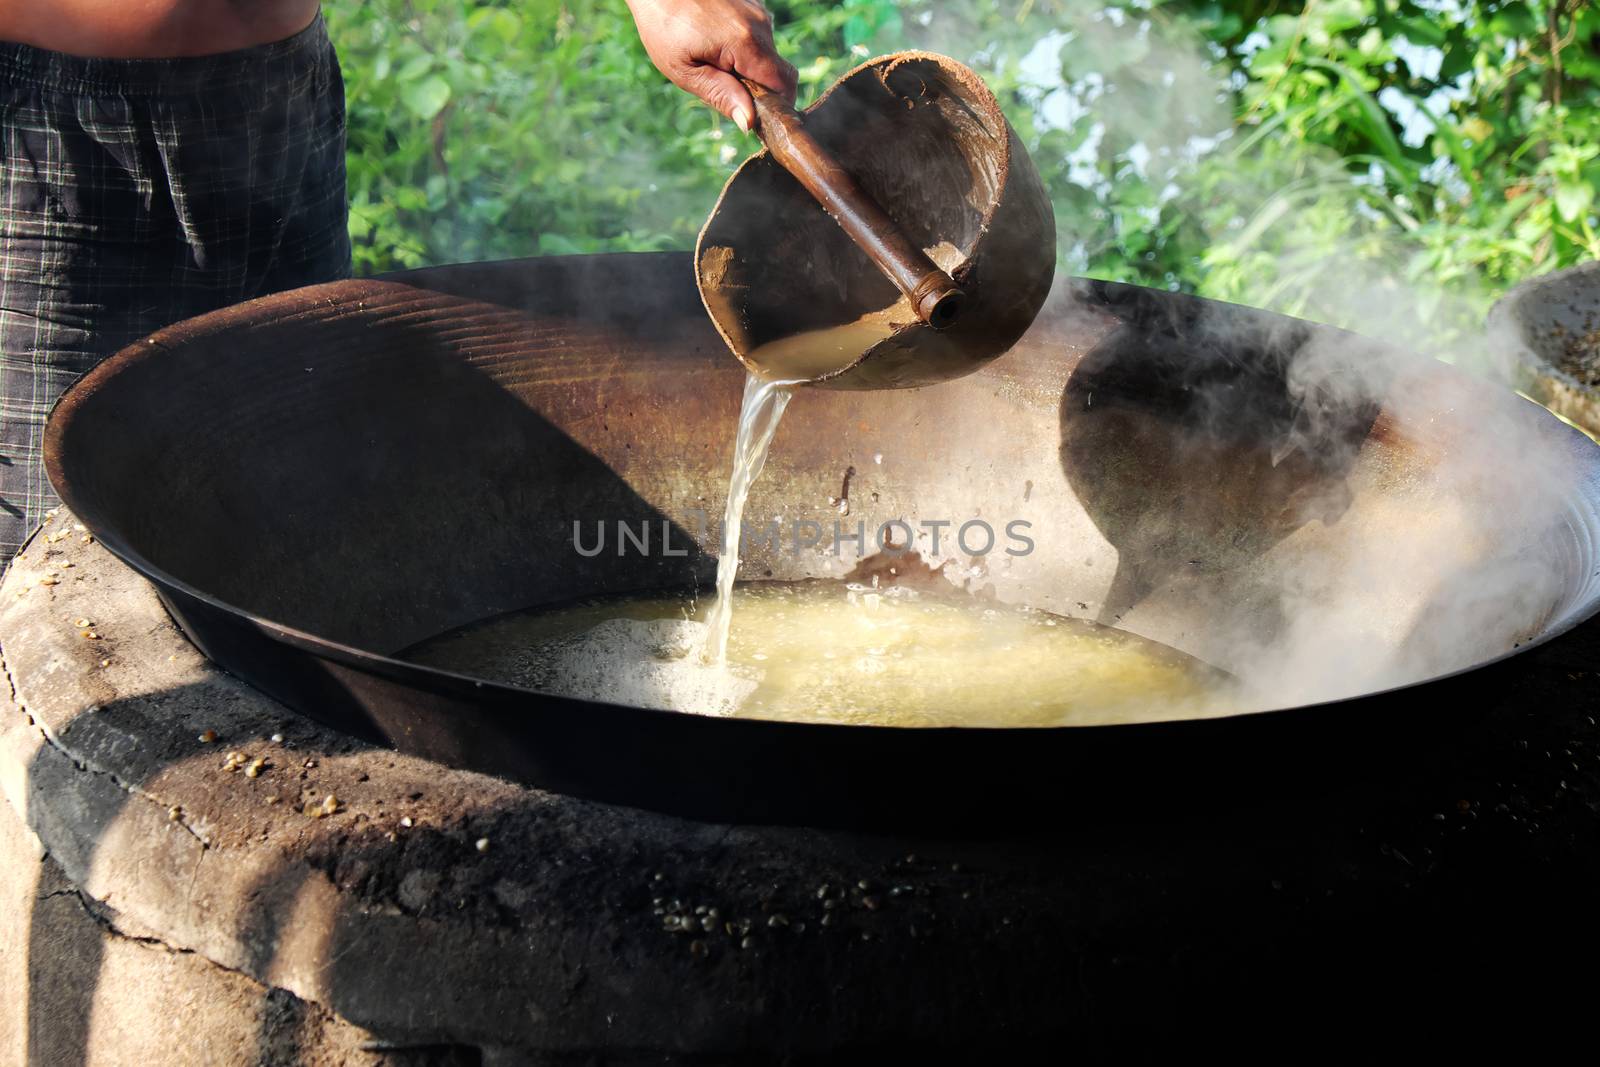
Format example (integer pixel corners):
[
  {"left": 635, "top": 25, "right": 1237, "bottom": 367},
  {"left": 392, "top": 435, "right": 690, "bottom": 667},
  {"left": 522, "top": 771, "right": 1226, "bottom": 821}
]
[{"left": 406, "top": 580, "right": 1233, "bottom": 727}]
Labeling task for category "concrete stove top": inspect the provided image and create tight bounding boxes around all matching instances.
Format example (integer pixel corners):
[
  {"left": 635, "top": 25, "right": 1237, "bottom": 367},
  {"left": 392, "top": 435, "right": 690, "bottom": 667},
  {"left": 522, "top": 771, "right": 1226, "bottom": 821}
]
[{"left": 3, "top": 509, "right": 1598, "bottom": 1061}]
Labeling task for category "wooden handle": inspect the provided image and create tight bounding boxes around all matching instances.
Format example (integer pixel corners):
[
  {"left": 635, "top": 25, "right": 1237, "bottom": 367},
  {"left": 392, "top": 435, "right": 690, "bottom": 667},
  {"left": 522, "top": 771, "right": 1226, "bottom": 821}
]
[{"left": 743, "top": 81, "right": 965, "bottom": 330}]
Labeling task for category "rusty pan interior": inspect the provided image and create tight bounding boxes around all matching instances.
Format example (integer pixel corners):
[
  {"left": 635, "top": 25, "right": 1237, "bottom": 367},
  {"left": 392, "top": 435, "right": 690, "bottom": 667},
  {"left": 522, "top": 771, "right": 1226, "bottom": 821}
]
[{"left": 42, "top": 252, "right": 1600, "bottom": 824}]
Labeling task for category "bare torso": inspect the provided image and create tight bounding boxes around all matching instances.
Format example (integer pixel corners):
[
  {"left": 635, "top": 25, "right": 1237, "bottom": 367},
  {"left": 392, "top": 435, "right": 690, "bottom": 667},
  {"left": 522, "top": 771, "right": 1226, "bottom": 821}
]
[{"left": 0, "top": 0, "right": 321, "bottom": 58}]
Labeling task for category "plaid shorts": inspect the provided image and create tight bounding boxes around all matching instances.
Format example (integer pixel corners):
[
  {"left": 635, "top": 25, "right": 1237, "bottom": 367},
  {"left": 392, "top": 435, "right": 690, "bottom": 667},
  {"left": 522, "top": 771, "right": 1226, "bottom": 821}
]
[{"left": 0, "top": 14, "right": 351, "bottom": 564}]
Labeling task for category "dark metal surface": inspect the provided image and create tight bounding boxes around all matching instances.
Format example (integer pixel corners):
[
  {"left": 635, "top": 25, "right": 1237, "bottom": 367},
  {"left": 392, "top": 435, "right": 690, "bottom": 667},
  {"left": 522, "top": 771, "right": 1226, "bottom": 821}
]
[
  {"left": 1490, "top": 259, "right": 1600, "bottom": 434},
  {"left": 42, "top": 251, "right": 1600, "bottom": 828}
]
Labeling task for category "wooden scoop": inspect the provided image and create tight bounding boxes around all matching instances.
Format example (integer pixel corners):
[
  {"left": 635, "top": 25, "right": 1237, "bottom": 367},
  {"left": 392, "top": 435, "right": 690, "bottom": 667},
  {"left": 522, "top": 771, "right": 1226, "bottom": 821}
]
[{"left": 697, "top": 52, "right": 1056, "bottom": 390}]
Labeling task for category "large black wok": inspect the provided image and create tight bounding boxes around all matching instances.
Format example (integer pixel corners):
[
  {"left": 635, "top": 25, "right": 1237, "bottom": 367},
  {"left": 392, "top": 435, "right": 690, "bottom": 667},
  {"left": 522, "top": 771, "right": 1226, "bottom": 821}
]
[{"left": 43, "top": 252, "right": 1600, "bottom": 826}]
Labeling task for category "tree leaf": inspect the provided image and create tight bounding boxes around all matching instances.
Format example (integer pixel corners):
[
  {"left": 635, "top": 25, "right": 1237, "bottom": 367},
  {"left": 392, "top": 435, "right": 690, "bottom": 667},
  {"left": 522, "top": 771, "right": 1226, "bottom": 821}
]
[
  {"left": 1555, "top": 182, "right": 1595, "bottom": 224},
  {"left": 401, "top": 75, "right": 452, "bottom": 120}
]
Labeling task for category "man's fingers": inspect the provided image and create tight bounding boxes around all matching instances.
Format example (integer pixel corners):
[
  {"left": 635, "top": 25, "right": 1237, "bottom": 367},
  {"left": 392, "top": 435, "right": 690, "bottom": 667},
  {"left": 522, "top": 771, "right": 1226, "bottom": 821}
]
[
  {"left": 682, "top": 64, "right": 755, "bottom": 131},
  {"left": 753, "top": 55, "right": 800, "bottom": 105},
  {"left": 732, "top": 40, "right": 798, "bottom": 105}
]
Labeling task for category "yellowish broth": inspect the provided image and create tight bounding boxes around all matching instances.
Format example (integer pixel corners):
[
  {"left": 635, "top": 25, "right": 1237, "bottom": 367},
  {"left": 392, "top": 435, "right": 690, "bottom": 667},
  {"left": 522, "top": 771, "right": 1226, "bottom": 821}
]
[{"left": 406, "top": 580, "right": 1234, "bottom": 727}]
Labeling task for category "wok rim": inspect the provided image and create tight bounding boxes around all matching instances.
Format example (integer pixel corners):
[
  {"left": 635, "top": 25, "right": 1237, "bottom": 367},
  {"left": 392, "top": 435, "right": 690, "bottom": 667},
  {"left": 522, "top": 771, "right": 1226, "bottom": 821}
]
[{"left": 39, "top": 259, "right": 1600, "bottom": 743}]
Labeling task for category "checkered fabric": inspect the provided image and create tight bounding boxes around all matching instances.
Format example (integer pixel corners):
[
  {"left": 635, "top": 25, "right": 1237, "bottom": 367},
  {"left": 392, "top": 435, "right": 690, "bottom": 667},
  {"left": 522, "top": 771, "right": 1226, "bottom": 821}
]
[{"left": 0, "top": 14, "right": 351, "bottom": 566}]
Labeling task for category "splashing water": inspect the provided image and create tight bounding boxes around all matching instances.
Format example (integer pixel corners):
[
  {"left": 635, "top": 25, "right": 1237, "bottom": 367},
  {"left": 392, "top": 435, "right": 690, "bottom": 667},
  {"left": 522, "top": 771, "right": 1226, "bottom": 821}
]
[{"left": 701, "top": 373, "right": 795, "bottom": 663}]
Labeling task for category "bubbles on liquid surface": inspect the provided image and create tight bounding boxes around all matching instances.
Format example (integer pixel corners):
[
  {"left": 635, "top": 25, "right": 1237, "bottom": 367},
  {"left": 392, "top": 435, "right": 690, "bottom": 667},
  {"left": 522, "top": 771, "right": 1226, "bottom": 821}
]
[{"left": 406, "top": 581, "right": 1237, "bottom": 728}]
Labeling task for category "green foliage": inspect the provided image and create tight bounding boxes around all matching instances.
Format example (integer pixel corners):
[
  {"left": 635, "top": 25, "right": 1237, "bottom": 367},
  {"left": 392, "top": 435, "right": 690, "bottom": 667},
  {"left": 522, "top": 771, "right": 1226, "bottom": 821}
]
[
  {"left": 332, "top": 0, "right": 736, "bottom": 269},
  {"left": 326, "top": 0, "right": 1599, "bottom": 356},
  {"left": 1170, "top": 0, "right": 1600, "bottom": 353}
]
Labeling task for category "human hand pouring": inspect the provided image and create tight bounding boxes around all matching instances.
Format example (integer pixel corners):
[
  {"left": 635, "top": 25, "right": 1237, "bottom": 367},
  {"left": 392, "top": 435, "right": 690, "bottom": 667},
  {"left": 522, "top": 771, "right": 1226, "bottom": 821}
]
[{"left": 697, "top": 52, "right": 1057, "bottom": 389}]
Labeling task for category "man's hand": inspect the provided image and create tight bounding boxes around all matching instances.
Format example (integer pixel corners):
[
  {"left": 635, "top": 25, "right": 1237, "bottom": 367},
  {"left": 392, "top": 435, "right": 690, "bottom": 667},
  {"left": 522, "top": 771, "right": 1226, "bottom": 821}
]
[{"left": 626, "top": 0, "right": 798, "bottom": 132}]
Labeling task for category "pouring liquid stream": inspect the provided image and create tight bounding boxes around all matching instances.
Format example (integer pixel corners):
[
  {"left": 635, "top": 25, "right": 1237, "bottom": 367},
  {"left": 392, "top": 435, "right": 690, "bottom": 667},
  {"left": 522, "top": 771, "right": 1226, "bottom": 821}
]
[
  {"left": 702, "top": 312, "right": 905, "bottom": 662},
  {"left": 702, "top": 372, "right": 796, "bottom": 663}
]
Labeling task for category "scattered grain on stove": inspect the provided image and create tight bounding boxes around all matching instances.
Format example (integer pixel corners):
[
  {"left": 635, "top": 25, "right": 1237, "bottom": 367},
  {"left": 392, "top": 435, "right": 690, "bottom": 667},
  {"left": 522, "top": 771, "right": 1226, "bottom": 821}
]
[
  {"left": 689, "top": 939, "right": 708, "bottom": 959},
  {"left": 167, "top": 805, "right": 182, "bottom": 822},
  {"left": 399, "top": 816, "right": 413, "bottom": 828},
  {"left": 740, "top": 936, "right": 754, "bottom": 950},
  {"left": 475, "top": 837, "right": 491, "bottom": 853},
  {"left": 198, "top": 729, "right": 217, "bottom": 743},
  {"left": 307, "top": 793, "right": 340, "bottom": 818},
  {"left": 270, "top": 733, "right": 284, "bottom": 744}
]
